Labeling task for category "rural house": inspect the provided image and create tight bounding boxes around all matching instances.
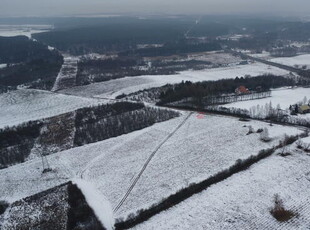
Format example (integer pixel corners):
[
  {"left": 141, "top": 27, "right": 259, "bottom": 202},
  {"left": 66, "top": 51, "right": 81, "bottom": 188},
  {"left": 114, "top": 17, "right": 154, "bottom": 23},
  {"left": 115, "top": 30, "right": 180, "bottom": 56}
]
[{"left": 235, "top": 85, "right": 250, "bottom": 95}]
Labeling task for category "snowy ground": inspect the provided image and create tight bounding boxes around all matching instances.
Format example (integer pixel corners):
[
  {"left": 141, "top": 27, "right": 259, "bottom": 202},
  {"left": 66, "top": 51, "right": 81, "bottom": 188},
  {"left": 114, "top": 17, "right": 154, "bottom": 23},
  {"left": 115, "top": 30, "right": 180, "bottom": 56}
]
[
  {"left": 0, "top": 64, "right": 7, "bottom": 69},
  {"left": 300, "top": 136, "right": 310, "bottom": 145},
  {"left": 249, "top": 51, "right": 271, "bottom": 59},
  {"left": 0, "top": 25, "right": 53, "bottom": 38},
  {"left": 0, "top": 89, "right": 104, "bottom": 128},
  {"left": 186, "top": 52, "right": 242, "bottom": 65},
  {"left": 60, "top": 62, "right": 289, "bottom": 99},
  {"left": 0, "top": 113, "right": 302, "bottom": 221},
  {"left": 225, "top": 87, "right": 310, "bottom": 111},
  {"left": 132, "top": 146, "right": 310, "bottom": 230},
  {"left": 270, "top": 54, "right": 310, "bottom": 69}
]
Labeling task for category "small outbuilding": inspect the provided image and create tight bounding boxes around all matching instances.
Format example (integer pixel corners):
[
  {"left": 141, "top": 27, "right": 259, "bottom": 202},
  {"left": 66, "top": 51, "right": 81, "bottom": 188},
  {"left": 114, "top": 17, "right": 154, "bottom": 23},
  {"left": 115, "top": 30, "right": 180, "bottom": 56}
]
[{"left": 298, "top": 105, "right": 310, "bottom": 114}]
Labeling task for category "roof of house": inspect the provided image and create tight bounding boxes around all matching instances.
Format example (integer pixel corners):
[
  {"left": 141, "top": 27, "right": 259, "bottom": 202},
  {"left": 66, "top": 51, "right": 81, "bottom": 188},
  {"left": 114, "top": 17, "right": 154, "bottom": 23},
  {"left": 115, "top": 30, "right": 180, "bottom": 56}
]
[
  {"left": 299, "top": 105, "right": 310, "bottom": 111},
  {"left": 236, "top": 86, "right": 249, "bottom": 93}
]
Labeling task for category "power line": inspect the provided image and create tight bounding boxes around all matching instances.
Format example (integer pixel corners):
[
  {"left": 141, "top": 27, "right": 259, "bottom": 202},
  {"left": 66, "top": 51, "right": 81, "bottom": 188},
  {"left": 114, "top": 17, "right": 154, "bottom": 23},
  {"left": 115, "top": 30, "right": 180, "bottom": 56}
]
[{"left": 114, "top": 112, "right": 193, "bottom": 213}]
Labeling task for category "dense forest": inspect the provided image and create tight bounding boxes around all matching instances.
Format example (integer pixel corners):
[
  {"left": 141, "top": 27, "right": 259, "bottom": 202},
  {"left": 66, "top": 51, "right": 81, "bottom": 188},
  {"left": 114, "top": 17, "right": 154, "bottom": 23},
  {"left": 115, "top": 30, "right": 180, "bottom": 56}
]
[
  {"left": 32, "top": 19, "right": 188, "bottom": 55},
  {"left": 33, "top": 17, "right": 229, "bottom": 56},
  {"left": 157, "top": 75, "right": 306, "bottom": 105},
  {"left": 0, "top": 36, "right": 63, "bottom": 92},
  {"left": 30, "top": 16, "right": 310, "bottom": 55},
  {"left": 31, "top": 17, "right": 229, "bottom": 55}
]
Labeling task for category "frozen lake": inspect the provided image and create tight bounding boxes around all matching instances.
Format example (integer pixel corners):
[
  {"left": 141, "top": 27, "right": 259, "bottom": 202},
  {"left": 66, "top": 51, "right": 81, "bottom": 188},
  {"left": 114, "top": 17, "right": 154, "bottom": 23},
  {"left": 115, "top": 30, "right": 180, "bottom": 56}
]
[{"left": 0, "top": 24, "right": 53, "bottom": 38}]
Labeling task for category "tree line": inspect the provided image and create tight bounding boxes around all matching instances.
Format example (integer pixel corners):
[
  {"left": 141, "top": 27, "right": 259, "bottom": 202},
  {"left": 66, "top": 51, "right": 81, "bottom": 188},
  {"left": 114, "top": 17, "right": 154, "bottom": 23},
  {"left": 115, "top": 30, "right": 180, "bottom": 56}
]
[
  {"left": 157, "top": 75, "right": 304, "bottom": 105},
  {"left": 74, "top": 104, "right": 179, "bottom": 146},
  {"left": 0, "top": 102, "right": 179, "bottom": 168}
]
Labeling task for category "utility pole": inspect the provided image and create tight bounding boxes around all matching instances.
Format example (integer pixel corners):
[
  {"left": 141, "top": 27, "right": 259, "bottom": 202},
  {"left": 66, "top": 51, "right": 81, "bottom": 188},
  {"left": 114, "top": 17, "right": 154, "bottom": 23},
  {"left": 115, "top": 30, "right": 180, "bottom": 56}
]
[{"left": 40, "top": 152, "right": 51, "bottom": 173}]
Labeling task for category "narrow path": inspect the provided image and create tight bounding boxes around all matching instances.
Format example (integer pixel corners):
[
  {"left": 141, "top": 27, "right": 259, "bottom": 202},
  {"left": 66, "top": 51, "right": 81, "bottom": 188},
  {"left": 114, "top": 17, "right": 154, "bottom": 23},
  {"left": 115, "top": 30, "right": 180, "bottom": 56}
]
[{"left": 113, "top": 112, "right": 193, "bottom": 213}]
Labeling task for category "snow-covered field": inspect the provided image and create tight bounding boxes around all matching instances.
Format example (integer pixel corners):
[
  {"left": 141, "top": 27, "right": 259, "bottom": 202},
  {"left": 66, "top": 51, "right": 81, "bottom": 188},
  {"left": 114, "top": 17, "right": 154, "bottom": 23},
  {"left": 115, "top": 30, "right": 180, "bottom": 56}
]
[
  {"left": 249, "top": 51, "right": 271, "bottom": 59},
  {"left": 225, "top": 87, "right": 310, "bottom": 111},
  {"left": 61, "top": 62, "right": 289, "bottom": 99},
  {"left": 0, "top": 64, "right": 7, "bottom": 69},
  {"left": 0, "top": 25, "right": 52, "bottom": 38},
  {"left": 186, "top": 52, "right": 242, "bottom": 65},
  {"left": 270, "top": 54, "right": 310, "bottom": 69},
  {"left": 0, "top": 89, "right": 104, "bottom": 128},
  {"left": 0, "top": 113, "right": 302, "bottom": 221},
  {"left": 132, "top": 147, "right": 310, "bottom": 230}
]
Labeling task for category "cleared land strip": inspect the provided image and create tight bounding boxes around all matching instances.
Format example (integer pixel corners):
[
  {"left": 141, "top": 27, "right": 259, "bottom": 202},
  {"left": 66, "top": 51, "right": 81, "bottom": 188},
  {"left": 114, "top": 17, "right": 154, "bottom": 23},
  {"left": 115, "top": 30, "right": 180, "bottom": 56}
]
[
  {"left": 113, "top": 112, "right": 194, "bottom": 213},
  {"left": 52, "top": 57, "right": 78, "bottom": 92}
]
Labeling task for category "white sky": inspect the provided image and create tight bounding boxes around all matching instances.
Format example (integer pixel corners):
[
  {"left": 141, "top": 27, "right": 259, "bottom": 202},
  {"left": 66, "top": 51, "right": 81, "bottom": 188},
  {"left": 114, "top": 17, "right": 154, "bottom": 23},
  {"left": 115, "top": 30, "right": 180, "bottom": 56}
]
[{"left": 0, "top": 0, "right": 309, "bottom": 17}]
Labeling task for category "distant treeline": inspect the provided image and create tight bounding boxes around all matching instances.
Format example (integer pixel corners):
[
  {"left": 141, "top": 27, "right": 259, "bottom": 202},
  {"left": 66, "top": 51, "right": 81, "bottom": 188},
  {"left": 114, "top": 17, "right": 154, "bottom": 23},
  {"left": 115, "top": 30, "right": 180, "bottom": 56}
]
[
  {"left": 32, "top": 18, "right": 229, "bottom": 55},
  {"left": 32, "top": 21, "right": 187, "bottom": 55},
  {"left": 120, "top": 41, "right": 221, "bottom": 57},
  {"left": 157, "top": 75, "right": 304, "bottom": 105},
  {"left": 0, "top": 36, "right": 63, "bottom": 91},
  {"left": 222, "top": 21, "right": 310, "bottom": 51}
]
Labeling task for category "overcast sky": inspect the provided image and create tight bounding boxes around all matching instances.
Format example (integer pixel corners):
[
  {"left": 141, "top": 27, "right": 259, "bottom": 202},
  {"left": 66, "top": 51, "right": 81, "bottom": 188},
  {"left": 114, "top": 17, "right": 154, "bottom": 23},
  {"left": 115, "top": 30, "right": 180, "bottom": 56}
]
[{"left": 1, "top": 0, "right": 309, "bottom": 17}]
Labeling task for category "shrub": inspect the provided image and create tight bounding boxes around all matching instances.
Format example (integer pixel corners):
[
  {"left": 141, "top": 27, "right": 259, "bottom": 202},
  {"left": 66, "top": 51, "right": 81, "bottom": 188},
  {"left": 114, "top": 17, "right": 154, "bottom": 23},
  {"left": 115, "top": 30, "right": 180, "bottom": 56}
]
[
  {"left": 0, "top": 200, "right": 9, "bottom": 215},
  {"left": 278, "top": 152, "right": 292, "bottom": 157},
  {"left": 260, "top": 128, "right": 272, "bottom": 142},
  {"left": 304, "top": 143, "right": 310, "bottom": 152},
  {"left": 257, "top": 128, "right": 263, "bottom": 133},
  {"left": 270, "top": 194, "right": 296, "bottom": 222},
  {"left": 247, "top": 125, "right": 254, "bottom": 135},
  {"left": 296, "top": 139, "right": 304, "bottom": 149},
  {"left": 239, "top": 118, "right": 250, "bottom": 122}
]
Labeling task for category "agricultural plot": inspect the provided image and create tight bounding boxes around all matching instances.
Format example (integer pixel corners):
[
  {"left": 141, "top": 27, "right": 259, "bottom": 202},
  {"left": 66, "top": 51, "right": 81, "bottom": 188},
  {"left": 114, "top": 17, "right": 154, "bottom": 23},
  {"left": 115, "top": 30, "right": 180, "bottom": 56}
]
[
  {"left": 225, "top": 87, "right": 310, "bottom": 111},
  {"left": 0, "top": 113, "right": 302, "bottom": 221},
  {"left": 270, "top": 54, "right": 310, "bottom": 69},
  {"left": 61, "top": 62, "right": 289, "bottom": 99},
  {"left": 186, "top": 52, "right": 242, "bottom": 65},
  {"left": 0, "top": 89, "right": 104, "bottom": 128},
  {"left": 132, "top": 146, "right": 310, "bottom": 230}
]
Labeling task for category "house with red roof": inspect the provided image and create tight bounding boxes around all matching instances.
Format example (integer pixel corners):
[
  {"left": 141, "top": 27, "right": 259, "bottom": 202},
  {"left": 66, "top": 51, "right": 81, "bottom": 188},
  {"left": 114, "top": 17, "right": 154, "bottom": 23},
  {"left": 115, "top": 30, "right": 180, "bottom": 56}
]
[{"left": 235, "top": 85, "right": 250, "bottom": 95}]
